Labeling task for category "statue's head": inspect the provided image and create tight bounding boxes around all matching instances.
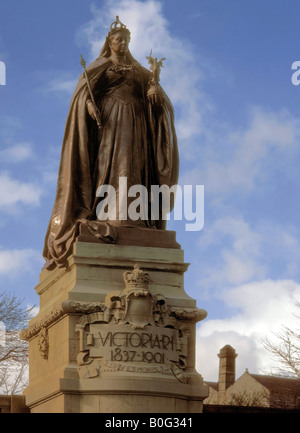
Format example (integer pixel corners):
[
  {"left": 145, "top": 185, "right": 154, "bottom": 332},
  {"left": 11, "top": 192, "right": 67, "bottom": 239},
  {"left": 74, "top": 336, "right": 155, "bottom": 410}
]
[
  {"left": 108, "top": 17, "right": 131, "bottom": 56},
  {"left": 99, "top": 16, "right": 131, "bottom": 59}
]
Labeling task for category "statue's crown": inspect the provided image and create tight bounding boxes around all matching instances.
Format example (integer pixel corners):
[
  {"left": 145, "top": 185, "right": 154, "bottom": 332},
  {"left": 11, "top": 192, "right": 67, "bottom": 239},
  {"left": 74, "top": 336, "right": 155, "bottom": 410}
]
[
  {"left": 123, "top": 265, "right": 150, "bottom": 290},
  {"left": 109, "top": 16, "right": 128, "bottom": 34}
]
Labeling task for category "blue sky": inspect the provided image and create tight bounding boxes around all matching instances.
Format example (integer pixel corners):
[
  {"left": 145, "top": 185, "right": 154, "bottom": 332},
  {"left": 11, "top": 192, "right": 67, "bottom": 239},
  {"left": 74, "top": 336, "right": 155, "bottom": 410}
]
[{"left": 1, "top": 0, "right": 300, "bottom": 382}]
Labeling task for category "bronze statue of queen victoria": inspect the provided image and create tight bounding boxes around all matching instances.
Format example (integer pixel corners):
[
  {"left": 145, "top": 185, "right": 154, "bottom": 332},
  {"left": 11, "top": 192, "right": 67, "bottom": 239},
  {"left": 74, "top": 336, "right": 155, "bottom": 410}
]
[{"left": 43, "top": 17, "right": 179, "bottom": 269}]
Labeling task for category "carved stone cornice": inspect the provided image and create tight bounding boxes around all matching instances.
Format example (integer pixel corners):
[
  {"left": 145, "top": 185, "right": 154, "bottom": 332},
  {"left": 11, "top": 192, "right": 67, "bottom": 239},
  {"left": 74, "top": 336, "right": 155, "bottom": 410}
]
[
  {"left": 20, "top": 300, "right": 106, "bottom": 342},
  {"left": 20, "top": 301, "right": 207, "bottom": 343},
  {"left": 61, "top": 300, "right": 105, "bottom": 314},
  {"left": 20, "top": 306, "right": 64, "bottom": 342},
  {"left": 170, "top": 307, "right": 207, "bottom": 323}
]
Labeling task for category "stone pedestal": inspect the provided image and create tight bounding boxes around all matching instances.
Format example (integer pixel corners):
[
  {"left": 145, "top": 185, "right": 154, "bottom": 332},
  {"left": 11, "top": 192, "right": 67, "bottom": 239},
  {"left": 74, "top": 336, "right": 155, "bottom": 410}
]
[{"left": 21, "top": 228, "right": 208, "bottom": 413}]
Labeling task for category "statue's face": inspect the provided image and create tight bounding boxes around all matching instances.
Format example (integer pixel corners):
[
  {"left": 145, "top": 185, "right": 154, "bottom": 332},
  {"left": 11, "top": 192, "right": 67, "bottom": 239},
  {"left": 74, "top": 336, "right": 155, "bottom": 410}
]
[{"left": 109, "top": 31, "right": 130, "bottom": 56}]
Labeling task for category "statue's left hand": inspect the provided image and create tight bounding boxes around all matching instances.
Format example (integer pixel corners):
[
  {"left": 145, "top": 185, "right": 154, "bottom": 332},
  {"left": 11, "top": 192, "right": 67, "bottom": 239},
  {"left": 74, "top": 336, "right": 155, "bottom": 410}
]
[
  {"left": 148, "top": 92, "right": 165, "bottom": 105},
  {"left": 147, "top": 85, "right": 165, "bottom": 105}
]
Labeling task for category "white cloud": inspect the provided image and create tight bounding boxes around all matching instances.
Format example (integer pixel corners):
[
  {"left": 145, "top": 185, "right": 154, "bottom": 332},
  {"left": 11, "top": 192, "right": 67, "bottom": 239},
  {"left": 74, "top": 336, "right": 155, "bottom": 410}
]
[
  {"left": 0, "top": 172, "right": 42, "bottom": 211},
  {"left": 45, "top": 76, "right": 78, "bottom": 94},
  {"left": 197, "top": 215, "right": 300, "bottom": 294},
  {"left": 201, "top": 107, "right": 300, "bottom": 195},
  {"left": 0, "top": 143, "right": 33, "bottom": 163},
  {"left": 0, "top": 248, "right": 42, "bottom": 275},
  {"left": 198, "top": 216, "right": 267, "bottom": 290},
  {"left": 196, "top": 279, "right": 300, "bottom": 381}
]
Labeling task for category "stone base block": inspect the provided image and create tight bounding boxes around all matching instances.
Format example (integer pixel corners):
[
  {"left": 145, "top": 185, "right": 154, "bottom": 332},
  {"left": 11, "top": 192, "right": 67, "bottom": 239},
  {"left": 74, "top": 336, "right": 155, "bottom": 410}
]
[{"left": 22, "top": 231, "right": 208, "bottom": 413}]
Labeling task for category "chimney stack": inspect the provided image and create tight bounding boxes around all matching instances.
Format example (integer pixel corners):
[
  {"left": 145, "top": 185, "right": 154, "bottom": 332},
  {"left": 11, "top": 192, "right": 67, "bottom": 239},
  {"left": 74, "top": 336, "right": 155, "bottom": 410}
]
[{"left": 217, "top": 345, "right": 237, "bottom": 404}]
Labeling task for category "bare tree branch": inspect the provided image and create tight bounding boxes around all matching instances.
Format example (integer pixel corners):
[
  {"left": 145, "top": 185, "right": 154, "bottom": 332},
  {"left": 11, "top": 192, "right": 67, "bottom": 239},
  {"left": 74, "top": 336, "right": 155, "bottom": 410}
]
[
  {"left": 0, "top": 292, "right": 36, "bottom": 394},
  {"left": 262, "top": 304, "right": 300, "bottom": 379}
]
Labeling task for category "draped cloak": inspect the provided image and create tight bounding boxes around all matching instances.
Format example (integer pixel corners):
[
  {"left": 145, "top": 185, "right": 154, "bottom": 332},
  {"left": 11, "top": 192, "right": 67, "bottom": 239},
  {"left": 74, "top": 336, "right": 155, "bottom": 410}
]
[{"left": 43, "top": 52, "right": 179, "bottom": 269}]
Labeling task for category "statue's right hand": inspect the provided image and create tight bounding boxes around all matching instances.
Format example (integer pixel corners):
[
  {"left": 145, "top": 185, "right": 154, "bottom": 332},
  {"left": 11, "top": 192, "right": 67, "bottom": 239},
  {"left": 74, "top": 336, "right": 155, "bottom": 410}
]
[
  {"left": 86, "top": 100, "right": 102, "bottom": 129},
  {"left": 86, "top": 100, "right": 98, "bottom": 120}
]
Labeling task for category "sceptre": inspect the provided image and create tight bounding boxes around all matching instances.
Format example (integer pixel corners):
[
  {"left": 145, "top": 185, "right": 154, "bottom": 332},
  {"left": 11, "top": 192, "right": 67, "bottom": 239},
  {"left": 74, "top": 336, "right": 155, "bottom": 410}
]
[{"left": 80, "top": 54, "right": 102, "bottom": 130}]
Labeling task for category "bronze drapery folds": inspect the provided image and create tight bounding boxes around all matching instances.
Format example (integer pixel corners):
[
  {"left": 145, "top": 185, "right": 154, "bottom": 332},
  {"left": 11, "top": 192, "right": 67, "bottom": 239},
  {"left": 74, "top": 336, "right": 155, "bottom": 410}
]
[{"left": 43, "top": 17, "right": 179, "bottom": 269}]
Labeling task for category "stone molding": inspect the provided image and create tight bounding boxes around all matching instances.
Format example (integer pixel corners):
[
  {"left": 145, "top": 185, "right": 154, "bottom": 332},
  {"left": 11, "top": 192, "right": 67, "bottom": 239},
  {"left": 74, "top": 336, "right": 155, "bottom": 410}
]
[{"left": 20, "top": 299, "right": 205, "bottom": 342}]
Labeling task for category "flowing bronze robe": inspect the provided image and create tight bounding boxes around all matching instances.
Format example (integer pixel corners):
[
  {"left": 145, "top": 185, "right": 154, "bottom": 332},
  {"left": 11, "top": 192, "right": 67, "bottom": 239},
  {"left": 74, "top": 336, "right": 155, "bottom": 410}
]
[{"left": 43, "top": 52, "right": 179, "bottom": 268}]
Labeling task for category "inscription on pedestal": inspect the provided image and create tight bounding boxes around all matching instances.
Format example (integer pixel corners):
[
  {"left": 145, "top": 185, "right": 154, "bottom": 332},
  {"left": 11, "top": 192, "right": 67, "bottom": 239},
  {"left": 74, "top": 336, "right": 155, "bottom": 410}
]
[{"left": 88, "top": 324, "right": 181, "bottom": 363}]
